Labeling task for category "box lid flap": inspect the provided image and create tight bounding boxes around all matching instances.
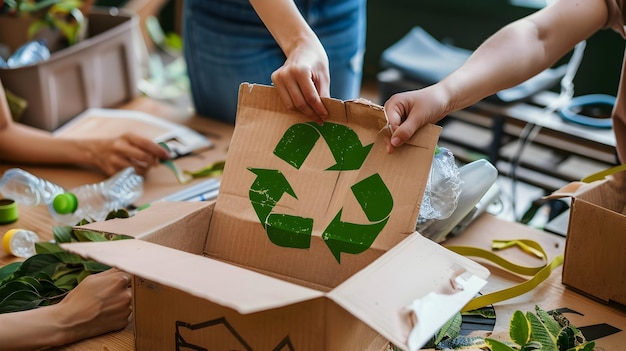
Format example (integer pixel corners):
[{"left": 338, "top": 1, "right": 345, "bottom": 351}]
[
  {"left": 62, "top": 239, "right": 325, "bottom": 314},
  {"left": 206, "top": 83, "right": 441, "bottom": 288},
  {"left": 327, "top": 232, "right": 490, "bottom": 350}
]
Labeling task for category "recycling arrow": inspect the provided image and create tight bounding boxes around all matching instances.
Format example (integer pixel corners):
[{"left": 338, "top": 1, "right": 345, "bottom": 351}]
[
  {"left": 248, "top": 168, "right": 312, "bottom": 249},
  {"left": 248, "top": 122, "right": 394, "bottom": 263},
  {"left": 273, "top": 122, "right": 373, "bottom": 170},
  {"left": 323, "top": 173, "right": 393, "bottom": 262}
]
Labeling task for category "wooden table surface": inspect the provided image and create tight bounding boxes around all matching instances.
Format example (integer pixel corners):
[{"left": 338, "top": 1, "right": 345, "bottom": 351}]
[
  {"left": 0, "top": 98, "right": 232, "bottom": 351},
  {"left": 1, "top": 98, "right": 625, "bottom": 350}
]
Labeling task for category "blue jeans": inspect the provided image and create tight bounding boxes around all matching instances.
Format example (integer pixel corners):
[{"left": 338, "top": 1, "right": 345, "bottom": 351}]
[{"left": 183, "top": 0, "right": 366, "bottom": 123}]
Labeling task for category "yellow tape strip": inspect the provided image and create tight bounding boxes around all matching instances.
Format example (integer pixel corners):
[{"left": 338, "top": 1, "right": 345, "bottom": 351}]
[
  {"left": 581, "top": 163, "right": 626, "bottom": 183},
  {"left": 447, "top": 240, "right": 564, "bottom": 312}
]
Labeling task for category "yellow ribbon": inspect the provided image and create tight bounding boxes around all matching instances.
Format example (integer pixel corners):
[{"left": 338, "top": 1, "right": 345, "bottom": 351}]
[{"left": 447, "top": 239, "right": 564, "bottom": 312}]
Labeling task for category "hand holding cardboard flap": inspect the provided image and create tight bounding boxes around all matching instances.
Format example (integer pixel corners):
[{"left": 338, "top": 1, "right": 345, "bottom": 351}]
[{"left": 207, "top": 83, "right": 443, "bottom": 288}]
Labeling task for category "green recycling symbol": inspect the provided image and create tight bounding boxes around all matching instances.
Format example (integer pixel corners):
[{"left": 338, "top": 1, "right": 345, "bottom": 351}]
[{"left": 248, "top": 122, "right": 393, "bottom": 263}]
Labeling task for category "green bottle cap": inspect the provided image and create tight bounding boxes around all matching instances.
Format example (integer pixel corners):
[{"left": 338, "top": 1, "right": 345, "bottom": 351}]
[
  {"left": 53, "top": 193, "right": 78, "bottom": 214},
  {"left": 0, "top": 198, "right": 18, "bottom": 224}
]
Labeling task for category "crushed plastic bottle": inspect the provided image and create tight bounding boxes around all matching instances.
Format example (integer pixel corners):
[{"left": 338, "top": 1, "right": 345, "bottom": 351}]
[
  {"left": 0, "top": 167, "right": 144, "bottom": 225},
  {"left": 2, "top": 228, "right": 40, "bottom": 258},
  {"left": 6, "top": 40, "right": 50, "bottom": 68},
  {"left": 418, "top": 146, "right": 463, "bottom": 221}
]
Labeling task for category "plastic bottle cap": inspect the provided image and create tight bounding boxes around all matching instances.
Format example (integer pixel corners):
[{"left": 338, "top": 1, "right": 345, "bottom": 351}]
[
  {"left": 53, "top": 192, "right": 78, "bottom": 214},
  {"left": 0, "top": 199, "right": 18, "bottom": 224},
  {"left": 3, "top": 228, "right": 19, "bottom": 254},
  {"left": 2, "top": 228, "right": 39, "bottom": 257}
]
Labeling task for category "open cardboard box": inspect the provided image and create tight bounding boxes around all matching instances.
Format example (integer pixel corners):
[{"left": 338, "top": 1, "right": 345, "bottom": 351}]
[
  {"left": 548, "top": 174, "right": 626, "bottom": 306},
  {"left": 63, "top": 84, "right": 490, "bottom": 350}
]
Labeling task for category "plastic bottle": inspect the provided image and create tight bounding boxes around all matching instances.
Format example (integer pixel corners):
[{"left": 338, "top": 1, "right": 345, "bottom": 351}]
[
  {"left": 0, "top": 167, "right": 144, "bottom": 225},
  {"left": 418, "top": 146, "right": 463, "bottom": 221},
  {"left": 3, "top": 229, "right": 40, "bottom": 258}
]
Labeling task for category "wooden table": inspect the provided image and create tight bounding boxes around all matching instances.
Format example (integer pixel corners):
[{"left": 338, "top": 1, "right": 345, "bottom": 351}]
[
  {"left": 2, "top": 98, "right": 625, "bottom": 350},
  {"left": 0, "top": 98, "right": 233, "bottom": 351},
  {"left": 440, "top": 214, "right": 626, "bottom": 350}
]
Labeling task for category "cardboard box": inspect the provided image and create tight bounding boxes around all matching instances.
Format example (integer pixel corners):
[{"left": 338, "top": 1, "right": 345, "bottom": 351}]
[
  {"left": 0, "top": 8, "right": 139, "bottom": 131},
  {"left": 549, "top": 175, "right": 626, "bottom": 306},
  {"left": 63, "top": 84, "right": 490, "bottom": 350}
]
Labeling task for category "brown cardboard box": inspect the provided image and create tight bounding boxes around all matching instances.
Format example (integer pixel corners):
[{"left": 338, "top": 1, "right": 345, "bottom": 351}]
[
  {"left": 63, "top": 84, "right": 490, "bottom": 350},
  {"left": 0, "top": 8, "right": 138, "bottom": 131},
  {"left": 549, "top": 175, "right": 626, "bottom": 306}
]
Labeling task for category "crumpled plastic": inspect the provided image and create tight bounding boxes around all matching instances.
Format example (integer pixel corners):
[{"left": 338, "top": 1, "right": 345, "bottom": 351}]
[{"left": 418, "top": 146, "right": 462, "bottom": 221}]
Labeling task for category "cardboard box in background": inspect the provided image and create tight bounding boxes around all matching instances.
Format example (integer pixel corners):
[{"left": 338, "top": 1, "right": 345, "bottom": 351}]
[
  {"left": 549, "top": 174, "right": 626, "bottom": 306},
  {"left": 65, "top": 84, "right": 490, "bottom": 351},
  {"left": 0, "top": 8, "right": 139, "bottom": 131}
]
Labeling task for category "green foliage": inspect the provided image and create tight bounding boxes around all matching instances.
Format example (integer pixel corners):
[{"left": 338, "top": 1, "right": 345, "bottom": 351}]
[
  {"left": 0, "top": 210, "right": 133, "bottom": 314},
  {"left": 2, "top": 0, "right": 87, "bottom": 46},
  {"left": 427, "top": 305, "right": 595, "bottom": 351},
  {"left": 483, "top": 306, "right": 595, "bottom": 351}
]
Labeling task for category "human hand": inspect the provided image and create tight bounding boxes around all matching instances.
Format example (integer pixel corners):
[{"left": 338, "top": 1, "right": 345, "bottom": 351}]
[
  {"left": 271, "top": 38, "right": 330, "bottom": 124},
  {"left": 384, "top": 88, "right": 448, "bottom": 153},
  {"left": 53, "top": 268, "right": 132, "bottom": 345},
  {"left": 88, "top": 132, "right": 171, "bottom": 176}
]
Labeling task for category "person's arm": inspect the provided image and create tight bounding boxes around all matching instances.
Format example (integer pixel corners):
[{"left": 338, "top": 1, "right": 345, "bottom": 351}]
[
  {"left": 0, "top": 268, "right": 132, "bottom": 351},
  {"left": 384, "top": 0, "right": 609, "bottom": 152},
  {"left": 0, "top": 83, "right": 170, "bottom": 175},
  {"left": 248, "top": 0, "right": 329, "bottom": 123}
]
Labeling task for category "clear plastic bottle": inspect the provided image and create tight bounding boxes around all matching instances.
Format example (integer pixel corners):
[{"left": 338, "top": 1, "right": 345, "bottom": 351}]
[
  {"left": 0, "top": 167, "right": 144, "bottom": 225},
  {"left": 2, "top": 229, "right": 40, "bottom": 258}
]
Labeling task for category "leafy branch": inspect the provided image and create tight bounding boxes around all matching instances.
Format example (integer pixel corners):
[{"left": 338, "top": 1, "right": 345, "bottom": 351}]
[{"left": 0, "top": 210, "right": 132, "bottom": 314}]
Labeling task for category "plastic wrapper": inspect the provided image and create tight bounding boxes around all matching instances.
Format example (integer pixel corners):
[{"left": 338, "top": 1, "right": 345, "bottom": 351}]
[{"left": 418, "top": 146, "right": 462, "bottom": 221}]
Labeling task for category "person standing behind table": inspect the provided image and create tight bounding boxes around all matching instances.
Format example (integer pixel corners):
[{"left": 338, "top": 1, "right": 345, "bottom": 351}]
[
  {"left": 183, "top": 0, "right": 366, "bottom": 124},
  {"left": 0, "top": 80, "right": 170, "bottom": 176},
  {"left": 384, "top": 0, "right": 626, "bottom": 171}
]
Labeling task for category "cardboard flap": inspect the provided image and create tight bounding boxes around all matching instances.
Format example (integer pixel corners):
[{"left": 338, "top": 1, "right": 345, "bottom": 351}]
[
  {"left": 77, "top": 201, "right": 212, "bottom": 254},
  {"left": 61, "top": 239, "right": 325, "bottom": 315},
  {"left": 207, "top": 83, "right": 441, "bottom": 288},
  {"left": 327, "top": 232, "right": 490, "bottom": 350},
  {"left": 545, "top": 181, "right": 592, "bottom": 199}
]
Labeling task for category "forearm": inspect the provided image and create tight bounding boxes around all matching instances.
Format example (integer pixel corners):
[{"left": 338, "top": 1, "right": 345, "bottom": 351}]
[
  {"left": 0, "top": 123, "right": 92, "bottom": 167},
  {"left": 0, "top": 305, "right": 70, "bottom": 350},
  {"left": 438, "top": 0, "right": 608, "bottom": 114},
  {"left": 248, "top": 0, "right": 321, "bottom": 56}
]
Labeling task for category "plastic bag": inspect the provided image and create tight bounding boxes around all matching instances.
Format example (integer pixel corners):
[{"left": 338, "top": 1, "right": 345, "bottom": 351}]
[{"left": 418, "top": 146, "right": 462, "bottom": 221}]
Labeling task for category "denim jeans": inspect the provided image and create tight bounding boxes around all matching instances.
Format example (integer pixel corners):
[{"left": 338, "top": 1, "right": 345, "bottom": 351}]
[{"left": 183, "top": 0, "right": 366, "bottom": 123}]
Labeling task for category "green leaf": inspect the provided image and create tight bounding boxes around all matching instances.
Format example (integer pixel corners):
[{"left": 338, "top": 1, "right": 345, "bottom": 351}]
[
  {"left": 73, "top": 230, "right": 108, "bottom": 242},
  {"left": 54, "top": 271, "right": 79, "bottom": 291},
  {"left": 51, "top": 265, "right": 82, "bottom": 280},
  {"left": 53, "top": 225, "right": 75, "bottom": 243},
  {"left": 105, "top": 209, "right": 130, "bottom": 220},
  {"left": 14, "top": 254, "right": 61, "bottom": 278},
  {"left": 521, "top": 340, "right": 542, "bottom": 350},
  {"left": 0, "top": 289, "right": 45, "bottom": 313},
  {"left": 81, "top": 260, "right": 110, "bottom": 273},
  {"left": 557, "top": 326, "right": 577, "bottom": 350},
  {"left": 51, "top": 251, "right": 92, "bottom": 265},
  {"left": 535, "top": 306, "right": 562, "bottom": 338},
  {"left": 76, "top": 269, "right": 92, "bottom": 284},
  {"left": 433, "top": 312, "right": 462, "bottom": 345},
  {"left": 527, "top": 311, "right": 558, "bottom": 351},
  {"left": 566, "top": 341, "right": 595, "bottom": 351},
  {"left": 485, "top": 338, "right": 517, "bottom": 351},
  {"left": 510, "top": 310, "right": 530, "bottom": 346},
  {"left": 438, "top": 336, "right": 488, "bottom": 350},
  {"left": 35, "top": 241, "right": 64, "bottom": 254},
  {"left": 184, "top": 160, "right": 226, "bottom": 178},
  {"left": 0, "top": 262, "right": 22, "bottom": 284}
]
